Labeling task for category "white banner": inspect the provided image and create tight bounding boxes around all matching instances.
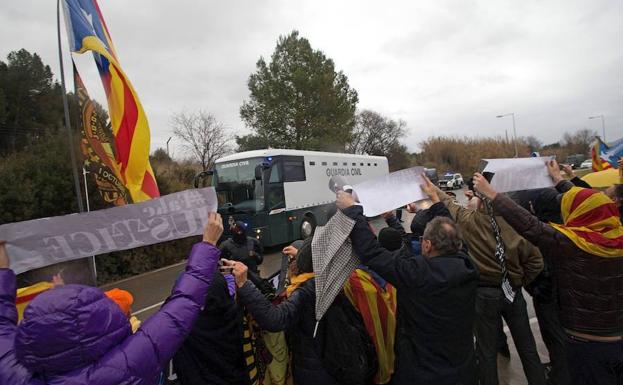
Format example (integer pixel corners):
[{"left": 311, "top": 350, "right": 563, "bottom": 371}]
[
  {"left": 0, "top": 188, "right": 217, "bottom": 274},
  {"left": 352, "top": 166, "right": 426, "bottom": 217},
  {"left": 482, "top": 157, "right": 555, "bottom": 193}
]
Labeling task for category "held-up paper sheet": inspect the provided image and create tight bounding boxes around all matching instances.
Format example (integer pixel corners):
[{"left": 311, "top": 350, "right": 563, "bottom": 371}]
[
  {"left": 352, "top": 166, "right": 426, "bottom": 217},
  {"left": 482, "top": 157, "right": 554, "bottom": 193}
]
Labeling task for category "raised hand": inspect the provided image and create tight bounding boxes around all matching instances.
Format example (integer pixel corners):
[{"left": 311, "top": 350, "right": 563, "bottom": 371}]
[
  {"left": 222, "top": 259, "right": 248, "bottom": 288},
  {"left": 472, "top": 173, "right": 498, "bottom": 200},
  {"left": 546, "top": 159, "right": 564, "bottom": 184},
  {"left": 420, "top": 174, "right": 440, "bottom": 203},
  {"left": 0, "top": 241, "right": 8, "bottom": 269},
  {"left": 560, "top": 163, "right": 575, "bottom": 179},
  {"left": 203, "top": 212, "right": 224, "bottom": 246}
]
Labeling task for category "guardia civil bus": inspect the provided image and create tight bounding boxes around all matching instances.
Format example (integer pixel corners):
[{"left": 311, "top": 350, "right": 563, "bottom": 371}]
[{"left": 203, "top": 149, "right": 389, "bottom": 246}]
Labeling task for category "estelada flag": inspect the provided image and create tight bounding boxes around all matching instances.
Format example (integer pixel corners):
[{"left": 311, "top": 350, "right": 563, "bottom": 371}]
[
  {"left": 74, "top": 62, "right": 131, "bottom": 206},
  {"left": 62, "top": 0, "right": 159, "bottom": 202},
  {"left": 591, "top": 137, "right": 612, "bottom": 172},
  {"left": 16, "top": 282, "right": 53, "bottom": 322}
]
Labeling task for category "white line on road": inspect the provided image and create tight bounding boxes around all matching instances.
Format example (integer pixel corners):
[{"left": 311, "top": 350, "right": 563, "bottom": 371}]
[{"left": 133, "top": 300, "right": 165, "bottom": 316}]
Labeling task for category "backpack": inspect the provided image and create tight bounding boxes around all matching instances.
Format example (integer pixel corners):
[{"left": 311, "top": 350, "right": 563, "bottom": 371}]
[{"left": 319, "top": 293, "right": 378, "bottom": 385}]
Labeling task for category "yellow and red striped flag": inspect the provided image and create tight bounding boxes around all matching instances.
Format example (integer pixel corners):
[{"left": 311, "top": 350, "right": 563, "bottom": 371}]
[
  {"left": 344, "top": 268, "right": 397, "bottom": 384},
  {"left": 591, "top": 137, "right": 612, "bottom": 172},
  {"left": 63, "top": 0, "right": 159, "bottom": 202}
]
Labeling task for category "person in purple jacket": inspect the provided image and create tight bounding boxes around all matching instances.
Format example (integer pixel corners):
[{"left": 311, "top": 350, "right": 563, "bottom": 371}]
[{"left": 0, "top": 212, "right": 223, "bottom": 385}]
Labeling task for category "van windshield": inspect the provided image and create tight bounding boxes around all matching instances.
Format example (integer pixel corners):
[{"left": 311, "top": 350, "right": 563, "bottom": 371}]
[{"left": 215, "top": 158, "right": 265, "bottom": 212}]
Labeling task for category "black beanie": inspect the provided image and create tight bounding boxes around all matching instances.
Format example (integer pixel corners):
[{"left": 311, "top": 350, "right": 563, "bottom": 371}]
[
  {"left": 378, "top": 227, "right": 403, "bottom": 251},
  {"left": 410, "top": 209, "right": 430, "bottom": 238},
  {"left": 296, "top": 238, "right": 314, "bottom": 274}
]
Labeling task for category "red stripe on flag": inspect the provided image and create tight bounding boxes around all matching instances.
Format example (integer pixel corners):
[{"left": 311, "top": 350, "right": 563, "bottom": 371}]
[
  {"left": 16, "top": 291, "right": 47, "bottom": 305},
  {"left": 569, "top": 189, "right": 598, "bottom": 214},
  {"left": 573, "top": 230, "right": 623, "bottom": 249},
  {"left": 113, "top": 67, "right": 139, "bottom": 175},
  {"left": 141, "top": 170, "right": 160, "bottom": 198},
  {"left": 567, "top": 203, "right": 620, "bottom": 228},
  {"left": 349, "top": 273, "right": 379, "bottom": 342}
]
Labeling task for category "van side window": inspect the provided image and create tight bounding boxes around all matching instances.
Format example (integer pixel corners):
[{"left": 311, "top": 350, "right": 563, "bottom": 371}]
[
  {"left": 269, "top": 165, "right": 282, "bottom": 183},
  {"left": 283, "top": 159, "right": 306, "bottom": 182}
]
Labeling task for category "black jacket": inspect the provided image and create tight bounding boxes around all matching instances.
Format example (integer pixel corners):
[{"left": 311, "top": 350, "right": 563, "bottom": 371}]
[
  {"left": 219, "top": 237, "right": 263, "bottom": 272},
  {"left": 173, "top": 271, "right": 249, "bottom": 385},
  {"left": 237, "top": 279, "right": 339, "bottom": 385},
  {"left": 344, "top": 205, "right": 479, "bottom": 385}
]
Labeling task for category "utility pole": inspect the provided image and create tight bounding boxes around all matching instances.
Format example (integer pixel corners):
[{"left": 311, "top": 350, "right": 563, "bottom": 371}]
[{"left": 497, "top": 113, "right": 518, "bottom": 157}]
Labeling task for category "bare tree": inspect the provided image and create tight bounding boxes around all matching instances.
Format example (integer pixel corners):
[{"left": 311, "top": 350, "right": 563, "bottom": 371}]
[
  {"left": 562, "top": 128, "right": 596, "bottom": 155},
  {"left": 171, "top": 110, "right": 233, "bottom": 171},
  {"left": 348, "top": 109, "right": 407, "bottom": 156}
]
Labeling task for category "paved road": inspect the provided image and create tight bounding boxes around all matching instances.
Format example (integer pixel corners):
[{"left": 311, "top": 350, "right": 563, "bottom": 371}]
[{"left": 101, "top": 188, "right": 546, "bottom": 384}]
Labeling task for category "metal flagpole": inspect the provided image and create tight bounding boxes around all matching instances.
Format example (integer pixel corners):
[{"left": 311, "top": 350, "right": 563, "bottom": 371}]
[
  {"left": 58, "top": 0, "right": 99, "bottom": 285},
  {"left": 57, "top": 0, "right": 85, "bottom": 213}
]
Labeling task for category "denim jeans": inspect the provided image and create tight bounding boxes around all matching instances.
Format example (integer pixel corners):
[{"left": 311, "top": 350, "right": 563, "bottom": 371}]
[
  {"left": 566, "top": 335, "right": 623, "bottom": 385},
  {"left": 474, "top": 287, "right": 546, "bottom": 385},
  {"left": 534, "top": 299, "right": 569, "bottom": 385}
]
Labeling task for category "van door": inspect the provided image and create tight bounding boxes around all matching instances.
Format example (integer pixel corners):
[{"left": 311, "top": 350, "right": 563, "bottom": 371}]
[{"left": 267, "top": 161, "right": 289, "bottom": 245}]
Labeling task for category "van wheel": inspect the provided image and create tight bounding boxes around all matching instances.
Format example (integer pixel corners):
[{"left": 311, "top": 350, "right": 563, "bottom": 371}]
[{"left": 300, "top": 216, "right": 316, "bottom": 239}]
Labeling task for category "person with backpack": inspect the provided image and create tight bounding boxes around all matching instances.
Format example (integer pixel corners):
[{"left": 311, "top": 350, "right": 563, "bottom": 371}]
[
  {"left": 224, "top": 238, "right": 377, "bottom": 385},
  {"left": 337, "top": 181, "right": 480, "bottom": 385}
]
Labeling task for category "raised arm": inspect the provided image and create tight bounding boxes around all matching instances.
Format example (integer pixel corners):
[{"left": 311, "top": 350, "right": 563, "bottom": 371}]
[
  {"left": 0, "top": 267, "right": 30, "bottom": 385},
  {"left": 472, "top": 170, "right": 567, "bottom": 254},
  {"left": 93, "top": 213, "right": 223, "bottom": 382},
  {"left": 341, "top": 204, "right": 429, "bottom": 289},
  {"left": 229, "top": 261, "right": 312, "bottom": 332}
]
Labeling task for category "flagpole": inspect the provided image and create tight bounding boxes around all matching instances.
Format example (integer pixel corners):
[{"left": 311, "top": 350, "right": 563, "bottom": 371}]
[
  {"left": 57, "top": 0, "right": 85, "bottom": 214},
  {"left": 58, "top": 0, "right": 98, "bottom": 285}
]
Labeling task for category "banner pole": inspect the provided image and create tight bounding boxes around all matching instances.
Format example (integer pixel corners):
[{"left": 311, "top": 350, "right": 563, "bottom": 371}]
[{"left": 57, "top": 0, "right": 85, "bottom": 214}]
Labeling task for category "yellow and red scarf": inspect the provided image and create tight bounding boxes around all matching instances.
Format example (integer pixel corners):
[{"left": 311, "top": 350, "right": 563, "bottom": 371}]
[
  {"left": 285, "top": 273, "right": 315, "bottom": 297},
  {"left": 551, "top": 187, "right": 623, "bottom": 257}
]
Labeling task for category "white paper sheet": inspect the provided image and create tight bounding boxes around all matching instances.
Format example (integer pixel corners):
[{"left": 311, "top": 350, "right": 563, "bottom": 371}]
[
  {"left": 352, "top": 166, "right": 426, "bottom": 217},
  {"left": 482, "top": 157, "right": 554, "bottom": 193}
]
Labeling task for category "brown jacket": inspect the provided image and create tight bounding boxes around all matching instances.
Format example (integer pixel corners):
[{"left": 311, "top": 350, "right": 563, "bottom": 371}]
[
  {"left": 439, "top": 191, "right": 543, "bottom": 288},
  {"left": 493, "top": 183, "right": 623, "bottom": 336}
]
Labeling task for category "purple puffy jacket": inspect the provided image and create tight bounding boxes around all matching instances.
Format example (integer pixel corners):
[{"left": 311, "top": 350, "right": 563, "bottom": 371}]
[{"left": 0, "top": 242, "right": 220, "bottom": 385}]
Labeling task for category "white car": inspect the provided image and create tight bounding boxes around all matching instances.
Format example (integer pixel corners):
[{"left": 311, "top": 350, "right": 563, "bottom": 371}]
[
  {"left": 438, "top": 173, "right": 464, "bottom": 190},
  {"left": 579, "top": 159, "right": 592, "bottom": 169}
]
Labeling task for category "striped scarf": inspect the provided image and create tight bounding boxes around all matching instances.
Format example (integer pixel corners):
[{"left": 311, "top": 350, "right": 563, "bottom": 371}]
[
  {"left": 343, "top": 269, "right": 397, "bottom": 385},
  {"left": 551, "top": 187, "right": 623, "bottom": 257},
  {"left": 483, "top": 198, "right": 516, "bottom": 303}
]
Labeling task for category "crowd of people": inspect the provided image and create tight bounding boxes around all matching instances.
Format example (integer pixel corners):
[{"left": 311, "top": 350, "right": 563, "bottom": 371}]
[{"left": 1, "top": 158, "right": 623, "bottom": 385}]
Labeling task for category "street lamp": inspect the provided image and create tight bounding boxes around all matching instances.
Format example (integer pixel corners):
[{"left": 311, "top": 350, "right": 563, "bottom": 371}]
[
  {"left": 588, "top": 115, "right": 606, "bottom": 142},
  {"left": 166, "top": 136, "right": 172, "bottom": 157},
  {"left": 497, "top": 113, "right": 518, "bottom": 157}
]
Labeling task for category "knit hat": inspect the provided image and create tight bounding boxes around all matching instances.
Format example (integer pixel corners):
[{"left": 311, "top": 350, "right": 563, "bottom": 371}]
[
  {"left": 378, "top": 227, "right": 403, "bottom": 251},
  {"left": 105, "top": 288, "right": 134, "bottom": 317}
]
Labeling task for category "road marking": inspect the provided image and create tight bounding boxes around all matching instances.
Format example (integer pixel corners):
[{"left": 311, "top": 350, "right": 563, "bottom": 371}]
[
  {"left": 100, "top": 261, "right": 186, "bottom": 289},
  {"left": 133, "top": 300, "right": 165, "bottom": 316}
]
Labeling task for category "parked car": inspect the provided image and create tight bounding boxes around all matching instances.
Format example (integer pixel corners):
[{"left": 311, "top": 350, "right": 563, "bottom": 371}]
[
  {"left": 564, "top": 154, "right": 588, "bottom": 169},
  {"left": 424, "top": 168, "right": 439, "bottom": 185},
  {"left": 438, "top": 172, "right": 464, "bottom": 190},
  {"left": 580, "top": 159, "right": 593, "bottom": 169}
]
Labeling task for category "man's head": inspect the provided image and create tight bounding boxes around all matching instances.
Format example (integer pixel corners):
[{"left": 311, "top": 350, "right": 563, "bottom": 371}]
[
  {"left": 378, "top": 227, "right": 403, "bottom": 251},
  {"left": 605, "top": 184, "right": 623, "bottom": 206},
  {"left": 232, "top": 221, "right": 247, "bottom": 244},
  {"left": 421, "top": 217, "right": 463, "bottom": 258}
]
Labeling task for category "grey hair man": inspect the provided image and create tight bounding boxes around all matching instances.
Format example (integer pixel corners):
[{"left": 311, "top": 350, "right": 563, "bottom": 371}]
[{"left": 338, "top": 191, "right": 480, "bottom": 385}]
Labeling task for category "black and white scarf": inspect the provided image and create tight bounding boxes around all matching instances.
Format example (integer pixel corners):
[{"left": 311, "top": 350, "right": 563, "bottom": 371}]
[{"left": 483, "top": 197, "right": 516, "bottom": 303}]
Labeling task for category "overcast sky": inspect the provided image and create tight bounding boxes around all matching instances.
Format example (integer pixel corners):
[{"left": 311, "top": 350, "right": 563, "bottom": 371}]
[{"left": 1, "top": 0, "right": 622, "bottom": 156}]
